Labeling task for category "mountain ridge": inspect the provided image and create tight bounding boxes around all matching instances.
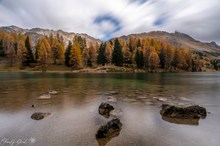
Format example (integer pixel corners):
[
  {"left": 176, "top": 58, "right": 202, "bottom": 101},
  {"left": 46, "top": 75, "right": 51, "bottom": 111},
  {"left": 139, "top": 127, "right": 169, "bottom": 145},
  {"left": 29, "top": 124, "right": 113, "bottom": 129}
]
[
  {"left": 0, "top": 25, "right": 220, "bottom": 55},
  {"left": 0, "top": 25, "right": 101, "bottom": 46},
  {"left": 119, "top": 31, "right": 220, "bottom": 53}
]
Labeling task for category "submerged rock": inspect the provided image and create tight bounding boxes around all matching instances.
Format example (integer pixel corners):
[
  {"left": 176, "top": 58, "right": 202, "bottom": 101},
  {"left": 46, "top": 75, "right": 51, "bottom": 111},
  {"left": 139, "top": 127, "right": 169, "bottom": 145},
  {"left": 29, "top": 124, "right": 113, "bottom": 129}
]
[
  {"left": 160, "top": 103, "right": 207, "bottom": 119},
  {"left": 178, "top": 97, "right": 191, "bottom": 101},
  {"left": 106, "top": 96, "right": 117, "bottom": 103},
  {"left": 31, "top": 112, "right": 51, "bottom": 120},
  {"left": 38, "top": 93, "right": 51, "bottom": 99},
  {"left": 104, "top": 91, "right": 119, "bottom": 96},
  {"left": 98, "top": 103, "right": 114, "bottom": 118},
  {"left": 1, "top": 91, "right": 9, "bottom": 94},
  {"left": 96, "top": 118, "right": 122, "bottom": 146},
  {"left": 110, "top": 109, "right": 123, "bottom": 117}
]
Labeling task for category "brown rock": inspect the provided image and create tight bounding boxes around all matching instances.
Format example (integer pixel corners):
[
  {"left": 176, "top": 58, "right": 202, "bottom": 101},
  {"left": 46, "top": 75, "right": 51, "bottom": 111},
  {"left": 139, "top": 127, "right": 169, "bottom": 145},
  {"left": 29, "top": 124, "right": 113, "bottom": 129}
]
[
  {"left": 31, "top": 112, "right": 51, "bottom": 120},
  {"left": 98, "top": 103, "right": 114, "bottom": 118},
  {"left": 96, "top": 118, "right": 122, "bottom": 146},
  {"left": 160, "top": 103, "right": 207, "bottom": 119}
]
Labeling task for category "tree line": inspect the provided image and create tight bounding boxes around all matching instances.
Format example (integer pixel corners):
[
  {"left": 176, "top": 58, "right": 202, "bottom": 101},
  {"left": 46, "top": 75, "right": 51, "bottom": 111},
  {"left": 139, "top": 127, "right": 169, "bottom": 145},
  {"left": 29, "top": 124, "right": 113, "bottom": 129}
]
[
  {"left": 0, "top": 30, "right": 205, "bottom": 72},
  {"left": 96, "top": 37, "right": 203, "bottom": 72}
]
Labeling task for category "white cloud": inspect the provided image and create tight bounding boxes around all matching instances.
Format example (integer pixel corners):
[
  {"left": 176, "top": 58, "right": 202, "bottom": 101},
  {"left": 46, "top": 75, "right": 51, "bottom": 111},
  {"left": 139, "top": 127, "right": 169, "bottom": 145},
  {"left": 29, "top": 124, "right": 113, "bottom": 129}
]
[{"left": 0, "top": 0, "right": 219, "bottom": 43}]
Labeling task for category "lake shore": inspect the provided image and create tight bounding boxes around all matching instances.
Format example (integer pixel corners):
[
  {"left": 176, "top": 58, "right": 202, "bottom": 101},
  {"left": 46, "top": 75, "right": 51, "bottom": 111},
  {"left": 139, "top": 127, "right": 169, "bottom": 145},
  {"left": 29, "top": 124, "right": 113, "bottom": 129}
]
[{"left": 0, "top": 64, "right": 218, "bottom": 73}]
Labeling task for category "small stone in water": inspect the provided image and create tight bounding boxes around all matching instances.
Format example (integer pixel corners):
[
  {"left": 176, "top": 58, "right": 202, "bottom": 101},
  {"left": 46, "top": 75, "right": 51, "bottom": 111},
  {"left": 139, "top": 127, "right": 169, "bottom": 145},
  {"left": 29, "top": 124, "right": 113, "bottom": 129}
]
[
  {"left": 136, "top": 96, "right": 148, "bottom": 99},
  {"left": 158, "top": 97, "right": 168, "bottom": 102},
  {"left": 179, "top": 97, "right": 190, "bottom": 101},
  {"left": 48, "top": 90, "right": 58, "bottom": 95},
  {"left": 109, "top": 91, "right": 119, "bottom": 95}
]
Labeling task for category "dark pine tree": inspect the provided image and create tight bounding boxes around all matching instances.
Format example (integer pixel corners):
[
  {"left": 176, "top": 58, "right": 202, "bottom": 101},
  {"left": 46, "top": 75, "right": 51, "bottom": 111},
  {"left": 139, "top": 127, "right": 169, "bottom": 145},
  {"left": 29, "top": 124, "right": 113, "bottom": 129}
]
[
  {"left": 25, "top": 36, "right": 34, "bottom": 65},
  {"left": 64, "top": 41, "right": 72, "bottom": 67},
  {"left": 0, "top": 39, "right": 6, "bottom": 57},
  {"left": 97, "top": 43, "right": 107, "bottom": 66},
  {"left": 137, "top": 39, "right": 141, "bottom": 48},
  {"left": 140, "top": 51, "right": 144, "bottom": 68},
  {"left": 159, "top": 46, "right": 166, "bottom": 69},
  {"left": 135, "top": 49, "right": 144, "bottom": 68},
  {"left": 112, "top": 38, "right": 124, "bottom": 66}
]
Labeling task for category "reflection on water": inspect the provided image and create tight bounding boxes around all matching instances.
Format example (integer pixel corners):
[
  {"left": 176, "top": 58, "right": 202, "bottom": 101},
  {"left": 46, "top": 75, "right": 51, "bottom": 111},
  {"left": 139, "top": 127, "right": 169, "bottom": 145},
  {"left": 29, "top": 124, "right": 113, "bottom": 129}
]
[
  {"left": 162, "top": 116, "right": 199, "bottom": 125},
  {"left": 0, "top": 72, "right": 220, "bottom": 146}
]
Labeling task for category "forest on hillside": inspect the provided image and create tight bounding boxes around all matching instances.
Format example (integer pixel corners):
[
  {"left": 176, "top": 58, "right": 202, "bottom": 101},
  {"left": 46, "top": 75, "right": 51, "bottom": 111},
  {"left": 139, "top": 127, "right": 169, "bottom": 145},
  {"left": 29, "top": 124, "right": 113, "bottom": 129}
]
[{"left": 0, "top": 30, "right": 219, "bottom": 72}]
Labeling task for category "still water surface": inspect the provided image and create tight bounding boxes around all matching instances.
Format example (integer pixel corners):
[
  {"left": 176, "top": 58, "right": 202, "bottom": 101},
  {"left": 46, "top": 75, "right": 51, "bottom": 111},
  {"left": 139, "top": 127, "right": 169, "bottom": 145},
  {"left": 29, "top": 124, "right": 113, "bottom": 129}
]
[{"left": 0, "top": 72, "right": 220, "bottom": 146}]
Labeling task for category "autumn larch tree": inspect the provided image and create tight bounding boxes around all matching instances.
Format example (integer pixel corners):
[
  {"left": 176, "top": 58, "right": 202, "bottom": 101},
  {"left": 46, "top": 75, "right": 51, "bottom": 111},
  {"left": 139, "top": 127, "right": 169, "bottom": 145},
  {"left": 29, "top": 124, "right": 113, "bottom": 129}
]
[
  {"left": 6, "top": 34, "right": 16, "bottom": 67},
  {"left": 112, "top": 38, "right": 124, "bottom": 66},
  {"left": 128, "top": 38, "right": 137, "bottom": 53},
  {"left": 184, "top": 48, "right": 193, "bottom": 71},
  {"left": 74, "top": 36, "right": 86, "bottom": 52},
  {"left": 36, "top": 38, "right": 51, "bottom": 72},
  {"left": 122, "top": 45, "right": 132, "bottom": 67},
  {"left": 18, "top": 40, "right": 27, "bottom": 67},
  {"left": 172, "top": 48, "right": 182, "bottom": 70},
  {"left": 88, "top": 43, "right": 97, "bottom": 67},
  {"left": 165, "top": 44, "right": 174, "bottom": 70},
  {"left": 69, "top": 39, "right": 82, "bottom": 69},
  {"left": 82, "top": 47, "right": 89, "bottom": 67},
  {"left": 144, "top": 46, "right": 153, "bottom": 68},
  {"left": 149, "top": 50, "right": 160, "bottom": 72},
  {"left": 52, "top": 39, "right": 64, "bottom": 65}
]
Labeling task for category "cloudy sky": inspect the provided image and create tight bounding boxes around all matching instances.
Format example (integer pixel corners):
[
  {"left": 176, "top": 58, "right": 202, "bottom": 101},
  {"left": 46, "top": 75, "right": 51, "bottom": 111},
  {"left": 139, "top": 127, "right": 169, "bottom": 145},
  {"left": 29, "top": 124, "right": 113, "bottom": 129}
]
[{"left": 0, "top": 0, "right": 220, "bottom": 43}]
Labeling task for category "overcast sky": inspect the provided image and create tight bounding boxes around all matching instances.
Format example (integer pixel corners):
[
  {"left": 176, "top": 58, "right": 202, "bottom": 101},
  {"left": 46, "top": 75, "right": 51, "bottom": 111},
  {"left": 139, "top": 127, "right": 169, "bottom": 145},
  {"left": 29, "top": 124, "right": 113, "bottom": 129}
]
[{"left": 0, "top": 0, "right": 220, "bottom": 44}]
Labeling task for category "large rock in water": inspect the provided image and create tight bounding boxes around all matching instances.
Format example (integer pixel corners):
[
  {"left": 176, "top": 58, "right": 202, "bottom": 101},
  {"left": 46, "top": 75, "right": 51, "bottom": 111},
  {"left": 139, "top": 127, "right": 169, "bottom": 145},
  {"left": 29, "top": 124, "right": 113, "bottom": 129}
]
[
  {"left": 160, "top": 103, "right": 207, "bottom": 119},
  {"left": 96, "top": 118, "right": 122, "bottom": 146},
  {"left": 98, "top": 103, "right": 114, "bottom": 118},
  {"left": 31, "top": 112, "right": 51, "bottom": 120}
]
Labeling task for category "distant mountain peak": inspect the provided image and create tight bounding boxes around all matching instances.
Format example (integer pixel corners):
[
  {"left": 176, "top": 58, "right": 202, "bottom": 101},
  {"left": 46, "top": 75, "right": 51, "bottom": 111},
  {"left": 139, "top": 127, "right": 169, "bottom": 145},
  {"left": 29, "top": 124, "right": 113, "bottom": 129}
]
[
  {"left": 0, "top": 25, "right": 101, "bottom": 46},
  {"left": 206, "top": 41, "right": 220, "bottom": 49},
  {"left": 174, "top": 31, "right": 195, "bottom": 41},
  {"left": 119, "top": 30, "right": 220, "bottom": 53}
]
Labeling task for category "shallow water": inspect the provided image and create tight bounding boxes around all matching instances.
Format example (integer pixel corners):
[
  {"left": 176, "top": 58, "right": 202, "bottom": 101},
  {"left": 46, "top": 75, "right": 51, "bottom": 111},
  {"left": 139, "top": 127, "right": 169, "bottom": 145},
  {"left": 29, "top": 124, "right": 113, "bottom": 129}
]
[{"left": 0, "top": 72, "right": 220, "bottom": 146}]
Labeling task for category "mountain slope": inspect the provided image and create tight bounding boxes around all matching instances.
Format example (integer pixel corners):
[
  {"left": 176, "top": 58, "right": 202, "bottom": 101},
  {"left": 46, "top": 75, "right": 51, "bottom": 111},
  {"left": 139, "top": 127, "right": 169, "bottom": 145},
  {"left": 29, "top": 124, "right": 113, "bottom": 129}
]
[
  {"left": 120, "top": 31, "right": 220, "bottom": 56},
  {"left": 0, "top": 25, "right": 101, "bottom": 46}
]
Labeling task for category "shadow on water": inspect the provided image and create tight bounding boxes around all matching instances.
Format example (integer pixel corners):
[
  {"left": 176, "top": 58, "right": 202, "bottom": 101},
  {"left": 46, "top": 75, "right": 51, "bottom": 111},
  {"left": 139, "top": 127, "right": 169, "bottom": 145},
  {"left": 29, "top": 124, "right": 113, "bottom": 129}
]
[{"left": 162, "top": 116, "right": 199, "bottom": 125}]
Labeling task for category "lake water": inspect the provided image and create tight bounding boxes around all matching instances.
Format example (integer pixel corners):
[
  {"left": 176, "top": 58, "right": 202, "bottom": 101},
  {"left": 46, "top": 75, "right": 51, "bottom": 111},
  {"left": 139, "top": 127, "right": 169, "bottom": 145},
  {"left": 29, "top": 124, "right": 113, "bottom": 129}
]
[{"left": 0, "top": 72, "right": 220, "bottom": 146}]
